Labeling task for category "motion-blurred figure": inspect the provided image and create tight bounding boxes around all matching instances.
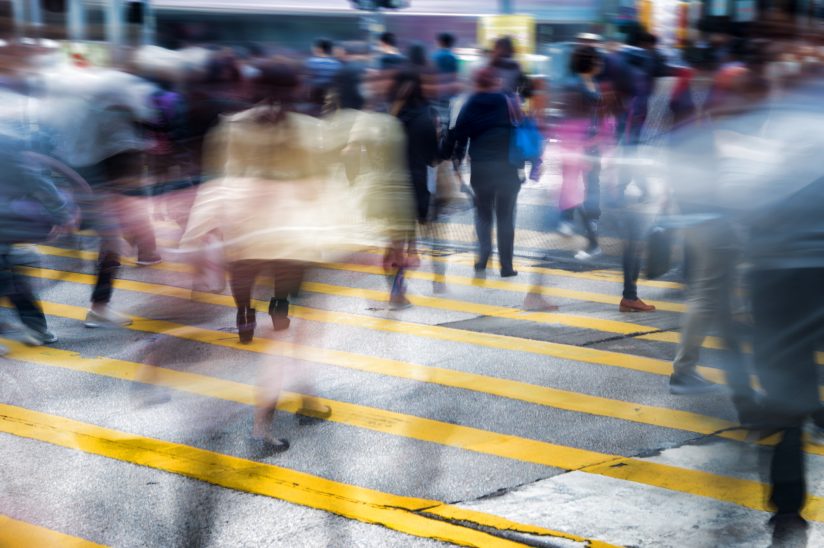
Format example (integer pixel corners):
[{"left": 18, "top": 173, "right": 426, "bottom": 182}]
[
  {"left": 377, "top": 32, "right": 406, "bottom": 71},
  {"left": 0, "top": 123, "right": 76, "bottom": 345},
  {"left": 304, "top": 38, "right": 342, "bottom": 115},
  {"left": 453, "top": 67, "right": 520, "bottom": 278},
  {"left": 555, "top": 45, "right": 606, "bottom": 261},
  {"left": 181, "top": 62, "right": 346, "bottom": 451},
  {"left": 38, "top": 60, "right": 159, "bottom": 327}
]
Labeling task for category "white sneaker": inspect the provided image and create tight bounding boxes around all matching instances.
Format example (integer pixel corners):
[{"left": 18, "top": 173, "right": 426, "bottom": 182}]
[
  {"left": 0, "top": 343, "right": 8, "bottom": 357},
  {"left": 557, "top": 222, "right": 575, "bottom": 238},
  {"left": 20, "top": 329, "right": 58, "bottom": 346},
  {"left": 84, "top": 307, "right": 133, "bottom": 328},
  {"left": 574, "top": 247, "right": 603, "bottom": 261}
]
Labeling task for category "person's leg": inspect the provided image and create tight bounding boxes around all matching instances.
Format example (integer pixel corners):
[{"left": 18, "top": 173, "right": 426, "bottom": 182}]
[
  {"left": 495, "top": 184, "right": 519, "bottom": 276},
  {"left": 268, "top": 261, "right": 306, "bottom": 331},
  {"left": 670, "top": 225, "right": 730, "bottom": 393},
  {"left": 619, "top": 210, "right": 654, "bottom": 311},
  {"left": 229, "top": 260, "right": 262, "bottom": 343},
  {"left": 472, "top": 182, "right": 495, "bottom": 271},
  {"left": 751, "top": 268, "right": 824, "bottom": 519},
  {"left": 6, "top": 247, "right": 48, "bottom": 336},
  {"left": 584, "top": 147, "right": 602, "bottom": 223}
]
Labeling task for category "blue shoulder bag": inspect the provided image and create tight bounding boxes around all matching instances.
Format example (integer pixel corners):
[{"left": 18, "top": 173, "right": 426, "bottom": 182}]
[{"left": 505, "top": 94, "right": 544, "bottom": 167}]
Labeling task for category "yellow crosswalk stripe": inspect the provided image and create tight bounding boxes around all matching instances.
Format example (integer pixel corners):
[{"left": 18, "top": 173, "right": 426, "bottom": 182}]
[
  {"left": 33, "top": 245, "right": 824, "bottom": 363},
  {"left": 360, "top": 247, "right": 685, "bottom": 290},
  {"left": 323, "top": 260, "right": 687, "bottom": 313},
  {"left": 3, "top": 396, "right": 823, "bottom": 526},
  {"left": 0, "top": 514, "right": 106, "bottom": 548},
  {"left": 0, "top": 403, "right": 615, "bottom": 548},
  {"left": 14, "top": 266, "right": 824, "bottom": 435},
  {"left": 35, "top": 244, "right": 686, "bottom": 312},
  {"left": 19, "top": 264, "right": 704, "bottom": 382},
  {"left": 2, "top": 286, "right": 742, "bottom": 446}
]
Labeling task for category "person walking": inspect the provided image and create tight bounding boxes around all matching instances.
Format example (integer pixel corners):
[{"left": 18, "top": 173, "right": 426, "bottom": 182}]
[
  {"left": 452, "top": 67, "right": 521, "bottom": 277},
  {"left": 304, "top": 38, "right": 342, "bottom": 113},
  {"left": 388, "top": 70, "right": 438, "bottom": 304},
  {"left": 555, "top": 45, "right": 606, "bottom": 260}
]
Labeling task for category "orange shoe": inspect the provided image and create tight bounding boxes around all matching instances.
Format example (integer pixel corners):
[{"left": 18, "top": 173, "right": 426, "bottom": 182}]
[{"left": 619, "top": 298, "right": 656, "bottom": 312}]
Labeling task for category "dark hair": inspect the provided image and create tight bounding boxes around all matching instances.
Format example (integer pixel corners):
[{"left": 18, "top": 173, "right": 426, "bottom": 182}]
[
  {"left": 492, "top": 36, "right": 515, "bottom": 61},
  {"left": 437, "top": 33, "right": 455, "bottom": 49},
  {"left": 388, "top": 70, "right": 427, "bottom": 111},
  {"left": 314, "top": 38, "right": 334, "bottom": 56},
  {"left": 635, "top": 31, "right": 658, "bottom": 48},
  {"left": 407, "top": 42, "right": 428, "bottom": 68},
  {"left": 570, "top": 45, "right": 599, "bottom": 75},
  {"left": 379, "top": 32, "right": 397, "bottom": 47},
  {"left": 255, "top": 60, "right": 301, "bottom": 104}
]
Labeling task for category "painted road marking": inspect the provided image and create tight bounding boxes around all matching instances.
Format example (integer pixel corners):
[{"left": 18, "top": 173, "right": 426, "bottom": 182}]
[
  {"left": 0, "top": 514, "right": 106, "bottom": 548},
  {"left": 0, "top": 404, "right": 616, "bottom": 548},
  {"left": 2, "top": 397, "right": 822, "bottom": 526},
  {"left": 32, "top": 246, "right": 732, "bottom": 355},
  {"left": 6, "top": 336, "right": 822, "bottom": 463},
  {"left": 18, "top": 265, "right": 715, "bottom": 383},
  {"left": 35, "top": 244, "right": 686, "bottom": 313}
]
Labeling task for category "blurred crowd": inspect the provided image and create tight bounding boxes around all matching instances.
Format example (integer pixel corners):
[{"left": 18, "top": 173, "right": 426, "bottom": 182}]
[{"left": 1, "top": 27, "right": 823, "bottom": 540}]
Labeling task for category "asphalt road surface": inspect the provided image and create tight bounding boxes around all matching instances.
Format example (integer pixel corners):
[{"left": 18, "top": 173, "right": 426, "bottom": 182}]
[{"left": 1, "top": 216, "right": 823, "bottom": 548}]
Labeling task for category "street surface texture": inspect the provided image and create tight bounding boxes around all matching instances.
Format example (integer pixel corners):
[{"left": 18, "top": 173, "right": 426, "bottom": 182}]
[
  {"left": 2, "top": 214, "right": 823, "bottom": 548},
  {"left": 3, "top": 79, "right": 824, "bottom": 547}
]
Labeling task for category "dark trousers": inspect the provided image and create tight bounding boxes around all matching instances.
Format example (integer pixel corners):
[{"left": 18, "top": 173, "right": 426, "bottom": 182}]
[
  {"left": 0, "top": 246, "right": 47, "bottom": 333},
  {"left": 751, "top": 267, "right": 824, "bottom": 515},
  {"left": 229, "top": 260, "right": 305, "bottom": 310},
  {"left": 471, "top": 162, "right": 520, "bottom": 273},
  {"left": 473, "top": 183, "right": 519, "bottom": 272},
  {"left": 619, "top": 211, "right": 644, "bottom": 300},
  {"left": 75, "top": 162, "right": 124, "bottom": 306}
]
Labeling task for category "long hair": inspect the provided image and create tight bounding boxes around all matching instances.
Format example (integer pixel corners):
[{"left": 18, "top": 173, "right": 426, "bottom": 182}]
[{"left": 388, "top": 70, "right": 427, "bottom": 115}]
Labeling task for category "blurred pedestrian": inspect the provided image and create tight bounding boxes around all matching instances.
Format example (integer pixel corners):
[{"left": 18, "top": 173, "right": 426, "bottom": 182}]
[
  {"left": 377, "top": 32, "right": 406, "bottom": 71},
  {"left": 555, "top": 45, "right": 606, "bottom": 261},
  {"left": 489, "top": 36, "right": 529, "bottom": 97},
  {"left": 452, "top": 66, "right": 520, "bottom": 278},
  {"left": 0, "top": 133, "right": 76, "bottom": 345},
  {"left": 39, "top": 63, "right": 160, "bottom": 327},
  {"left": 305, "top": 38, "right": 342, "bottom": 114},
  {"left": 388, "top": 70, "right": 438, "bottom": 304},
  {"left": 433, "top": 33, "right": 459, "bottom": 75}
]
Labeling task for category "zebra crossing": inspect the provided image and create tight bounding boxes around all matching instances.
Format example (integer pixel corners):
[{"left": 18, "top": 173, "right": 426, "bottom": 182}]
[{"left": 1, "top": 229, "right": 822, "bottom": 547}]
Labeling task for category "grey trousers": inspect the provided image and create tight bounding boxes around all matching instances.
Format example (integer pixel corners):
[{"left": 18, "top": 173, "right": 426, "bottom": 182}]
[{"left": 672, "top": 220, "right": 751, "bottom": 396}]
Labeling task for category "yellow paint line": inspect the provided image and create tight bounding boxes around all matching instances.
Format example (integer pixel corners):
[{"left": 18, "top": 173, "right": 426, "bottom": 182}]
[
  {"left": 34, "top": 246, "right": 822, "bottom": 365},
  {"left": 321, "top": 261, "right": 687, "bottom": 313},
  {"left": 0, "top": 336, "right": 753, "bottom": 461},
  {"left": 3, "top": 399, "right": 824, "bottom": 526},
  {"left": 35, "top": 244, "right": 685, "bottom": 312},
  {"left": 0, "top": 515, "right": 106, "bottom": 548},
  {"left": 14, "top": 269, "right": 824, "bottom": 422},
  {"left": 359, "top": 247, "right": 685, "bottom": 290},
  {"left": 0, "top": 404, "right": 538, "bottom": 548},
  {"left": 9, "top": 335, "right": 821, "bottom": 462},
  {"left": 17, "top": 266, "right": 719, "bottom": 384}
]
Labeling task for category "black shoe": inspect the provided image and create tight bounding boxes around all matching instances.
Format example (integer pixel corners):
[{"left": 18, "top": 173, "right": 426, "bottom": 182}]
[
  {"left": 669, "top": 371, "right": 725, "bottom": 395},
  {"left": 770, "top": 512, "right": 808, "bottom": 546},
  {"left": 500, "top": 269, "right": 518, "bottom": 278},
  {"left": 474, "top": 261, "right": 487, "bottom": 273},
  {"left": 249, "top": 436, "right": 290, "bottom": 455},
  {"left": 237, "top": 307, "right": 256, "bottom": 344},
  {"left": 268, "top": 298, "right": 291, "bottom": 331}
]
